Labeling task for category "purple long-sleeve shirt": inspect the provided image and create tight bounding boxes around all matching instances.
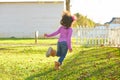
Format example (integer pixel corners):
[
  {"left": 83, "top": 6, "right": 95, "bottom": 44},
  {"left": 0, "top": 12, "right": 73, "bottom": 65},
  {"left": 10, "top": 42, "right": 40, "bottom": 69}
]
[{"left": 46, "top": 26, "right": 73, "bottom": 50}]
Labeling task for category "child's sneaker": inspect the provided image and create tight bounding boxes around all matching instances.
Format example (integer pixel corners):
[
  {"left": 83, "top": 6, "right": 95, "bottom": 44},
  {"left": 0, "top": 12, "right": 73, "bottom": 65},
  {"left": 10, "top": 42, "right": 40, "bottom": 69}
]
[
  {"left": 54, "top": 61, "right": 61, "bottom": 70},
  {"left": 46, "top": 47, "right": 56, "bottom": 57}
]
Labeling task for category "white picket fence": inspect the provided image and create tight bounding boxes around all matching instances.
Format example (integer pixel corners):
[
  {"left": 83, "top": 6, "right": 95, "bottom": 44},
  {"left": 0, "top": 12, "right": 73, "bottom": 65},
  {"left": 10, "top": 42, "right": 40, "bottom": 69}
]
[{"left": 75, "top": 27, "right": 120, "bottom": 47}]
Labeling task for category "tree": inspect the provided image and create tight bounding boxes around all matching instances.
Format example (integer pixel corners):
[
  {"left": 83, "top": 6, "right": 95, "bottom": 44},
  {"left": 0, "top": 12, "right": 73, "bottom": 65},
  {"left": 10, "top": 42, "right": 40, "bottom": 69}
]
[
  {"left": 66, "top": 0, "right": 70, "bottom": 12},
  {"left": 73, "top": 13, "right": 96, "bottom": 27}
]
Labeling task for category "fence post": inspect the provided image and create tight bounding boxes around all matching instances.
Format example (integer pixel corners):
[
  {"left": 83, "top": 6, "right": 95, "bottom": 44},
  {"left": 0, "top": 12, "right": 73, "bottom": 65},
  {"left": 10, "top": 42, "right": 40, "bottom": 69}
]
[{"left": 35, "top": 31, "right": 39, "bottom": 44}]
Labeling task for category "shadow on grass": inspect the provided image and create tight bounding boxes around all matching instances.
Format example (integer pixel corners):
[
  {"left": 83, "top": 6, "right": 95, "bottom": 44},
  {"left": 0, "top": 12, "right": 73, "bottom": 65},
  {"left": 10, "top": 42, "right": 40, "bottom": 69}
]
[
  {"left": 77, "top": 62, "right": 120, "bottom": 80},
  {"left": 25, "top": 69, "right": 54, "bottom": 80},
  {"left": 25, "top": 47, "right": 120, "bottom": 80}
]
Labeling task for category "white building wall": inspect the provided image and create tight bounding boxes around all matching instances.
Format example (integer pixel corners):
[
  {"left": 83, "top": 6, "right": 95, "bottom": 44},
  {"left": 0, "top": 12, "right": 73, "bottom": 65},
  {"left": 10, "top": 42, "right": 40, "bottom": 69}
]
[{"left": 0, "top": 2, "right": 64, "bottom": 38}]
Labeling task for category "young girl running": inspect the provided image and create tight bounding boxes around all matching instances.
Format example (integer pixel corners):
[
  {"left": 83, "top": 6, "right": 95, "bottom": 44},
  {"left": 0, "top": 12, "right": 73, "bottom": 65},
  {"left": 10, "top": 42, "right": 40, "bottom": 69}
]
[{"left": 44, "top": 11, "right": 76, "bottom": 70}]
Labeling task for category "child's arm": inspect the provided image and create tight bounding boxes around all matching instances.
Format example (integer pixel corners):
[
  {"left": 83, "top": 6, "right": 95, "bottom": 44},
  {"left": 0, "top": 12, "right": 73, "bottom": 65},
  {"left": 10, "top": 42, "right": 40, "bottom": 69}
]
[
  {"left": 67, "top": 28, "right": 73, "bottom": 52},
  {"left": 44, "top": 27, "right": 61, "bottom": 37}
]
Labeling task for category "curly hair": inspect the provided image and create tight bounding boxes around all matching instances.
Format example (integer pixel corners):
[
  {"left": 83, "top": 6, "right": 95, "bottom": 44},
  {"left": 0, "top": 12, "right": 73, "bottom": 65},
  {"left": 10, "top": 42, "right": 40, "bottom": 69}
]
[{"left": 60, "top": 11, "right": 74, "bottom": 28}]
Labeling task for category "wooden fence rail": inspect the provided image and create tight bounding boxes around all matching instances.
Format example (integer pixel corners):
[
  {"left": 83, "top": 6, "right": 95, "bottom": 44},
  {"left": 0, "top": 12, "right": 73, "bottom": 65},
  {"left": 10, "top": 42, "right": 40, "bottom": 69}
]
[{"left": 75, "top": 27, "right": 120, "bottom": 47}]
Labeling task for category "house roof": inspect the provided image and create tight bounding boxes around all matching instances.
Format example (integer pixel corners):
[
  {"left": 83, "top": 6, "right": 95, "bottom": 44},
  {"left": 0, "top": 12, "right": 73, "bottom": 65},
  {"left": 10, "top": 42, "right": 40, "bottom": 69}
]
[{"left": 0, "top": 0, "right": 64, "bottom": 2}]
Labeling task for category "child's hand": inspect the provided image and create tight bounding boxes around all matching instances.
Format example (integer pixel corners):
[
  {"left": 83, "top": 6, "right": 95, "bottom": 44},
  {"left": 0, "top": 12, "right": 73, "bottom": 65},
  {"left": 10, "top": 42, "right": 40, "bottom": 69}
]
[
  {"left": 69, "top": 49, "right": 72, "bottom": 53},
  {"left": 44, "top": 33, "right": 47, "bottom": 37}
]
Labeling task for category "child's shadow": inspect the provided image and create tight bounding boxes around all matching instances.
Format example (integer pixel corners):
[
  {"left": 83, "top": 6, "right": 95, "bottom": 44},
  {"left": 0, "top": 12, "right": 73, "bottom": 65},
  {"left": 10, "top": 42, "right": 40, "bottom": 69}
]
[{"left": 25, "top": 69, "right": 54, "bottom": 80}]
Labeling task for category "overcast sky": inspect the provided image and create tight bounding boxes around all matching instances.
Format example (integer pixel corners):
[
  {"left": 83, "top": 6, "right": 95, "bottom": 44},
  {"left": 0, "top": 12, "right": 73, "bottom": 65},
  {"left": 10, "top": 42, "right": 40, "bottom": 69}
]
[
  {"left": 0, "top": 0, "right": 119, "bottom": 24},
  {"left": 70, "top": 0, "right": 120, "bottom": 24}
]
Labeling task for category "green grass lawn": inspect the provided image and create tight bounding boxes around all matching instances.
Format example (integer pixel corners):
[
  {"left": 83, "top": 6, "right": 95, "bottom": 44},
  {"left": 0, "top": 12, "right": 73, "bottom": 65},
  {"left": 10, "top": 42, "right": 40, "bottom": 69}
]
[{"left": 0, "top": 38, "right": 120, "bottom": 80}]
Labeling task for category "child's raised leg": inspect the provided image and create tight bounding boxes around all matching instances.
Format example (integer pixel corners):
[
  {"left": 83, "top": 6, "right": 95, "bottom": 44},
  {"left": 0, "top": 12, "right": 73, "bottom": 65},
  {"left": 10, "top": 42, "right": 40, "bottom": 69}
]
[{"left": 46, "top": 47, "right": 56, "bottom": 57}]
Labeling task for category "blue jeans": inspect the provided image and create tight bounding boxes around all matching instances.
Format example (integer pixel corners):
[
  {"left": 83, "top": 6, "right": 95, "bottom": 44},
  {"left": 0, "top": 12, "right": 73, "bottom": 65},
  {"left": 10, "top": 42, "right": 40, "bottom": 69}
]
[{"left": 57, "top": 41, "right": 68, "bottom": 65}]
